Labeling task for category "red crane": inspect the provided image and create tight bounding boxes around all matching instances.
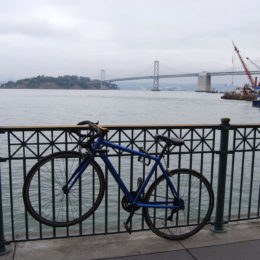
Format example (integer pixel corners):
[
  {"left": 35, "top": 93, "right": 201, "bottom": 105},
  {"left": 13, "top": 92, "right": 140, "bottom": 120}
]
[{"left": 232, "top": 42, "right": 259, "bottom": 89}]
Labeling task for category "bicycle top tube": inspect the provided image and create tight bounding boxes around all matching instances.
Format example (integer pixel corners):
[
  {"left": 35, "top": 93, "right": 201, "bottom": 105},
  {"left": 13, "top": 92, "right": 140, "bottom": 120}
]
[
  {"left": 74, "top": 121, "right": 184, "bottom": 158},
  {"left": 101, "top": 139, "right": 159, "bottom": 161}
]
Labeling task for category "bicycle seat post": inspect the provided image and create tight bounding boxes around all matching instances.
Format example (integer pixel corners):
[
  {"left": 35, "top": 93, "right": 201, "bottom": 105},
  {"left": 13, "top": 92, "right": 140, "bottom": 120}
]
[{"left": 159, "top": 142, "right": 169, "bottom": 158}]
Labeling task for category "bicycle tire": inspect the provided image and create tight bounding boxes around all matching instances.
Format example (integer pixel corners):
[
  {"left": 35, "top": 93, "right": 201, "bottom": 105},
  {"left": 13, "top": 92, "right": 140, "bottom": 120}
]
[
  {"left": 23, "top": 151, "right": 105, "bottom": 227},
  {"left": 143, "top": 169, "right": 214, "bottom": 240}
]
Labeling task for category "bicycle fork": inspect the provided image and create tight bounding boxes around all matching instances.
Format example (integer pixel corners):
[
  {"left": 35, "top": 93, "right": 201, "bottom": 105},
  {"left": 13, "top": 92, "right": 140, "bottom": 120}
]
[{"left": 62, "top": 154, "right": 94, "bottom": 194}]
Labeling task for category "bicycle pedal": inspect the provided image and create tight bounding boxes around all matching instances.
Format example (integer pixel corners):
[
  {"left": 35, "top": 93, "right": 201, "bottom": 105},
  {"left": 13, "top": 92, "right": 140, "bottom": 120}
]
[{"left": 124, "top": 222, "right": 132, "bottom": 234}]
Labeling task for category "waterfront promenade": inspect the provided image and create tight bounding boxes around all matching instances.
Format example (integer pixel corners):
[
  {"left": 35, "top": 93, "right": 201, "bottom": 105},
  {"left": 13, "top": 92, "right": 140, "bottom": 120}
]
[{"left": 1, "top": 220, "right": 259, "bottom": 260}]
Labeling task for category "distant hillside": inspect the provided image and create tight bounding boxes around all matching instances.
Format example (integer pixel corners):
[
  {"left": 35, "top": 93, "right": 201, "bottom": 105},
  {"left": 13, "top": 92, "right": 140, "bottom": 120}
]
[{"left": 0, "top": 75, "right": 118, "bottom": 90}]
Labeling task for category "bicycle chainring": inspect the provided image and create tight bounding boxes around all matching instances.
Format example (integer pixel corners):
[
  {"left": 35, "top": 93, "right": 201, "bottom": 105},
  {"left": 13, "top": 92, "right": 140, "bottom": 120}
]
[{"left": 121, "top": 192, "right": 141, "bottom": 212}]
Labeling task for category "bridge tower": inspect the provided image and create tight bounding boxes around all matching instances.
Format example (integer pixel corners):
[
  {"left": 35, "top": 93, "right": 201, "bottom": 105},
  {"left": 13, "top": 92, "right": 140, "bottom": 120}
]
[
  {"left": 101, "top": 69, "right": 105, "bottom": 90},
  {"left": 197, "top": 71, "right": 211, "bottom": 92},
  {"left": 152, "top": 60, "right": 160, "bottom": 91}
]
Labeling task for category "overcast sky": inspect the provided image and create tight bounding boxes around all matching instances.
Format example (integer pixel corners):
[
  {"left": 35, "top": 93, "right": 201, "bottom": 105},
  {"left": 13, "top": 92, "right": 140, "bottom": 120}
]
[{"left": 1, "top": 0, "right": 260, "bottom": 82}]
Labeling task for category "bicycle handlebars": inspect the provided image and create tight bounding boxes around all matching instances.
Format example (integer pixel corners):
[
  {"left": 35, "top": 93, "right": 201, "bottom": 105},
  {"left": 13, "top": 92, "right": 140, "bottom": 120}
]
[
  {"left": 77, "top": 120, "right": 108, "bottom": 136},
  {"left": 77, "top": 120, "right": 97, "bottom": 126},
  {"left": 72, "top": 121, "right": 109, "bottom": 153}
]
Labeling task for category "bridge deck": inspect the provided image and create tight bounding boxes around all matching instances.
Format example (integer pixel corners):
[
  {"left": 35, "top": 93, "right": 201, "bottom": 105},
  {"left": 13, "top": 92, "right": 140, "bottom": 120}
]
[{"left": 108, "top": 70, "right": 260, "bottom": 82}]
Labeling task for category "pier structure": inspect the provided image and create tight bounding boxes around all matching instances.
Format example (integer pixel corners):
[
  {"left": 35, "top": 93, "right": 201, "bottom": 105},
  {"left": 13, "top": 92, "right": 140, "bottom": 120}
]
[
  {"left": 101, "top": 69, "right": 105, "bottom": 90},
  {"left": 152, "top": 60, "right": 160, "bottom": 91},
  {"left": 197, "top": 71, "right": 211, "bottom": 92}
]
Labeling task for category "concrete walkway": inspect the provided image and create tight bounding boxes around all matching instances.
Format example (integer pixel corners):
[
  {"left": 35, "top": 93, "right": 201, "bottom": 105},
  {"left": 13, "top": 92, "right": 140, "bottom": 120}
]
[{"left": 1, "top": 220, "right": 260, "bottom": 260}]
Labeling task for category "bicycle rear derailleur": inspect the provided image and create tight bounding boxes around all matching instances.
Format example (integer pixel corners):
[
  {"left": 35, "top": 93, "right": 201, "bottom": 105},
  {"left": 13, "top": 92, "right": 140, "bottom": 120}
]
[{"left": 167, "top": 198, "right": 185, "bottom": 221}]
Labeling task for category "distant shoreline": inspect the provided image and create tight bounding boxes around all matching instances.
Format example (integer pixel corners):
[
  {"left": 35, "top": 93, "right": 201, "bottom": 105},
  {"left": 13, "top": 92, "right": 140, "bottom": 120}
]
[
  {"left": 0, "top": 75, "right": 118, "bottom": 90},
  {"left": 0, "top": 87, "right": 119, "bottom": 90}
]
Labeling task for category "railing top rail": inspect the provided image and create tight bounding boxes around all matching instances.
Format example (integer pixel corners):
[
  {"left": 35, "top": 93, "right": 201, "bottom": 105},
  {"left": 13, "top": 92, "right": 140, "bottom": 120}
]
[
  {"left": 0, "top": 123, "right": 259, "bottom": 132},
  {"left": 0, "top": 124, "right": 219, "bottom": 132}
]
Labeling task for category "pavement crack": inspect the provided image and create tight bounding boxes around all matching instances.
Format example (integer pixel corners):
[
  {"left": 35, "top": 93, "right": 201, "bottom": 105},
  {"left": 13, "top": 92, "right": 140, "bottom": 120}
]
[
  {"left": 179, "top": 240, "right": 198, "bottom": 260},
  {"left": 12, "top": 243, "right": 17, "bottom": 260}
]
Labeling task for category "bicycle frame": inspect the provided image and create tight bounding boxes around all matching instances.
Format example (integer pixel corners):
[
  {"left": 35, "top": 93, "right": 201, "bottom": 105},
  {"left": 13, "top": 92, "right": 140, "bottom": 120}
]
[{"left": 66, "top": 136, "right": 183, "bottom": 210}]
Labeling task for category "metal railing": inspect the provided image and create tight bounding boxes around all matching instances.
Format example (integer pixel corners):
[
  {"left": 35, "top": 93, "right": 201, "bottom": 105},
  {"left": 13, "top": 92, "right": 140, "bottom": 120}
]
[{"left": 0, "top": 119, "right": 259, "bottom": 249}]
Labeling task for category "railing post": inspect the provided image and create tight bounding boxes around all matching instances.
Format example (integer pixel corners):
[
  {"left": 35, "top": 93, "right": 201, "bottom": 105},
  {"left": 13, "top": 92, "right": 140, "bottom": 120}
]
[
  {"left": 213, "top": 118, "right": 230, "bottom": 232},
  {"left": 0, "top": 161, "right": 9, "bottom": 255}
]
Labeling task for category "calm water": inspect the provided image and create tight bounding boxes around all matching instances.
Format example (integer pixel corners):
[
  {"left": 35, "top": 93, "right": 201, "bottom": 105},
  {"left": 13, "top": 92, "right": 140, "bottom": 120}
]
[{"left": 0, "top": 89, "right": 259, "bottom": 126}]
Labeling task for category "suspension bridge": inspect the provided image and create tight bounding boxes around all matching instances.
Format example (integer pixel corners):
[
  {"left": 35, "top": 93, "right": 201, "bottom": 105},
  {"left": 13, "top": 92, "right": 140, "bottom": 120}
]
[{"left": 101, "top": 61, "right": 260, "bottom": 91}]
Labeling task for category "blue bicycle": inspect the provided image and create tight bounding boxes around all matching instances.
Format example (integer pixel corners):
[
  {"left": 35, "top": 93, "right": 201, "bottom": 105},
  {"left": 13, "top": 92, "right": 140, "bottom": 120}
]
[{"left": 23, "top": 121, "right": 214, "bottom": 240}]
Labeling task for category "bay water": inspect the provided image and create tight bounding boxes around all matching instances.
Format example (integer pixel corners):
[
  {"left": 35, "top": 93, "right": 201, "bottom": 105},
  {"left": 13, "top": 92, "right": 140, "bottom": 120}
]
[{"left": 0, "top": 89, "right": 259, "bottom": 126}]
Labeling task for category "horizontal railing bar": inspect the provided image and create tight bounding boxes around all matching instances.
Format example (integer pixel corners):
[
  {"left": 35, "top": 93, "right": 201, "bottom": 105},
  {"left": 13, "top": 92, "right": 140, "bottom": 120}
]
[
  {"left": 0, "top": 124, "right": 220, "bottom": 131},
  {"left": 0, "top": 123, "right": 259, "bottom": 132}
]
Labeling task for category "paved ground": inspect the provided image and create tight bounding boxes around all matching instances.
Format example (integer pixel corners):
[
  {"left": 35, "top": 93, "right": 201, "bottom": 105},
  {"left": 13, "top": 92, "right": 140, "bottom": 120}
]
[{"left": 1, "top": 220, "right": 260, "bottom": 260}]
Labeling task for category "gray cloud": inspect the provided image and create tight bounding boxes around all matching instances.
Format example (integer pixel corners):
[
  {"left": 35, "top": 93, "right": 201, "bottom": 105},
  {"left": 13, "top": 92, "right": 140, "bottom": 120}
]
[{"left": 0, "top": 0, "right": 260, "bottom": 82}]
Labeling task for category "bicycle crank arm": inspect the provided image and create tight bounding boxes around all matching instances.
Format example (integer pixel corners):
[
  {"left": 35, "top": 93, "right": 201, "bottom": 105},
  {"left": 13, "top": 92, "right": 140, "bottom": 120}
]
[{"left": 124, "top": 209, "right": 135, "bottom": 234}]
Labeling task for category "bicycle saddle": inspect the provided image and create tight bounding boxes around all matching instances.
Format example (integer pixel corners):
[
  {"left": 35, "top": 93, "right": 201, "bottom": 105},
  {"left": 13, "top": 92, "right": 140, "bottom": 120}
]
[{"left": 155, "top": 135, "right": 184, "bottom": 146}]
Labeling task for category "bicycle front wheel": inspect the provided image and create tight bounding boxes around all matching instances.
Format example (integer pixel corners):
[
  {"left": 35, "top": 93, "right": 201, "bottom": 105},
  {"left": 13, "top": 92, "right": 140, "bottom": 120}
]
[
  {"left": 23, "top": 151, "right": 105, "bottom": 227},
  {"left": 143, "top": 169, "right": 214, "bottom": 240}
]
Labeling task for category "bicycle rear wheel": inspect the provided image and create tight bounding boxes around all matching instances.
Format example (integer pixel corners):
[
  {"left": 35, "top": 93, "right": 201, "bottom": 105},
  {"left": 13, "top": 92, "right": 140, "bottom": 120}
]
[
  {"left": 23, "top": 151, "right": 105, "bottom": 227},
  {"left": 143, "top": 169, "right": 214, "bottom": 240}
]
